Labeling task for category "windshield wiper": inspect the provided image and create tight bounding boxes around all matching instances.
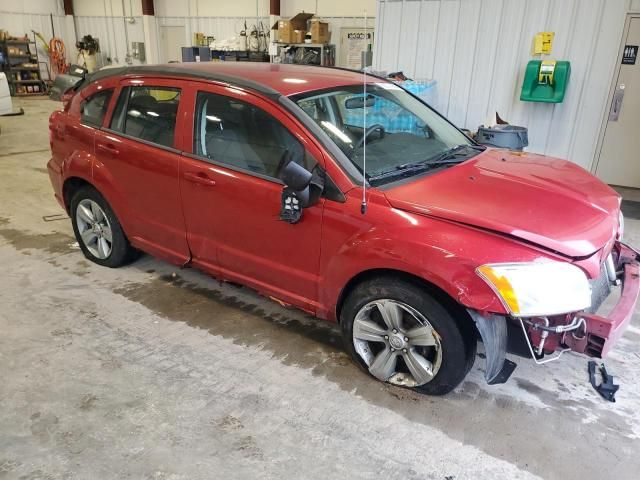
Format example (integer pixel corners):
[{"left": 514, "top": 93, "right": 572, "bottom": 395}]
[
  {"left": 424, "top": 144, "right": 486, "bottom": 166},
  {"left": 368, "top": 144, "right": 485, "bottom": 183}
]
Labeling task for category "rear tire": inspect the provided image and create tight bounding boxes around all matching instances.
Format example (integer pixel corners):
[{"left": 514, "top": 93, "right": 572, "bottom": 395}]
[
  {"left": 340, "top": 277, "right": 475, "bottom": 395},
  {"left": 70, "top": 186, "right": 136, "bottom": 268}
]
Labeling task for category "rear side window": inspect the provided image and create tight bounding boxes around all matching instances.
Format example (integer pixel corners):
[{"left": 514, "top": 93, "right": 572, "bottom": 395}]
[
  {"left": 80, "top": 89, "right": 113, "bottom": 127},
  {"left": 110, "top": 86, "right": 181, "bottom": 148},
  {"left": 193, "top": 91, "right": 313, "bottom": 178}
]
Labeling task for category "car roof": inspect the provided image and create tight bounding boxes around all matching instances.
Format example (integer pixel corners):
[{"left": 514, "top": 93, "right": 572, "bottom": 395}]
[{"left": 87, "top": 62, "right": 370, "bottom": 97}]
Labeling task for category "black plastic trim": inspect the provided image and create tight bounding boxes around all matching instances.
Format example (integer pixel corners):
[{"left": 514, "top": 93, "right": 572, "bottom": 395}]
[
  {"left": 181, "top": 152, "right": 285, "bottom": 185},
  {"left": 323, "top": 172, "right": 346, "bottom": 203},
  {"left": 77, "top": 65, "right": 281, "bottom": 99},
  {"left": 100, "top": 127, "right": 182, "bottom": 155}
]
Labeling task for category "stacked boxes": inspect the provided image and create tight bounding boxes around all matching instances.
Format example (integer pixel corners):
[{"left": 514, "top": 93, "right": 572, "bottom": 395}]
[
  {"left": 310, "top": 20, "right": 329, "bottom": 43},
  {"left": 275, "top": 13, "right": 329, "bottom": 44}
]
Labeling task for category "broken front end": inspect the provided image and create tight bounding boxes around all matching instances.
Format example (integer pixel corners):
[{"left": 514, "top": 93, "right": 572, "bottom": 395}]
[{"left": 470, "top": 241, "right": 640, "bottom": 384}]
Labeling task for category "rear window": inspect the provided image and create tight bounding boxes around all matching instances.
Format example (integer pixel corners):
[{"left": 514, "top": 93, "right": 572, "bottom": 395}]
[
  {"left": 110, "top": 86, "right": 181, "bottom": 148},
  {"left": 80, "top": 89, "right": 113, "bottom": 127}
]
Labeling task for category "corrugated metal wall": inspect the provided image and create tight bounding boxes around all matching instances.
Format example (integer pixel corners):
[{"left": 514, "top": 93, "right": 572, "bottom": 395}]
[
  {"left": 374, "top": 0, "right": 637, "bottom": 170},
  {"left": 155, "top": 15, "right": 375, "bottom": 67},
  {"left": 156, "top": 16, "right": 270, "bottom": 47},
  {"left": 74, "top": 16, "right": 145, "bottom": 66}
]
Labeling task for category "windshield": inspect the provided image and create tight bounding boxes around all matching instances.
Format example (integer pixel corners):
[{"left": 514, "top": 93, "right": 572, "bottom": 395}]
[{"left": 292, "top": 83, "right": 479, "bottom": 185}]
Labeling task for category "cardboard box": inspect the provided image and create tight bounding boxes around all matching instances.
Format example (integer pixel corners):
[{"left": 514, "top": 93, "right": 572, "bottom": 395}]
[
  {"left": 277, "top": 20, "right": 294, "bottom": 43},
  {"left": 274, "top": 12, "right": 314, "bottom": 43},
  {"left": 193, "top": 32, "right": 207, "bottom": 46},
  {"left": 310, "top": 20, "right": 329, "bottom": 44},
  {"left": 293, "top": 30, "right": 306, "bottom": 44}
]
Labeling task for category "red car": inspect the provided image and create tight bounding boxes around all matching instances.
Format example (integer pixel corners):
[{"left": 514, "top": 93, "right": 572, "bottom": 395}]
[{"left": 47, "top": 63, "right": 639, "bottom": 395}]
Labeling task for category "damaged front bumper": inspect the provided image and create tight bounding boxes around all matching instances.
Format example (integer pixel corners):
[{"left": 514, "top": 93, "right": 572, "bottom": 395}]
[
  {"left": 564, "top": 243, "right": 640, "bottom": 358},
  {"left": 470, "top": 242, "right": 640, "bottom": 385}
]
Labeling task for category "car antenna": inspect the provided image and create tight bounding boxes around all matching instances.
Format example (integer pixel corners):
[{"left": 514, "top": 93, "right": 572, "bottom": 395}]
[{"left": 361, "top": 9, "right": 368, "bottom": 215}]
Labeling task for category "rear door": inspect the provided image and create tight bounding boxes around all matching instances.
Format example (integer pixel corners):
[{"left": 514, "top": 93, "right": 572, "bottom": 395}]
[
  {"left": 95, "top": 78, "right": 190, "bottom": 265},
  {"left": 179, "top": 83, "right": 325, "bottom": 311}
]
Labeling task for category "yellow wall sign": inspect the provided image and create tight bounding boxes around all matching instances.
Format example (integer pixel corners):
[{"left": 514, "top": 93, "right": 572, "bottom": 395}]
[{"left": 533, "top": 32, "right": 555, "bottom": 55}]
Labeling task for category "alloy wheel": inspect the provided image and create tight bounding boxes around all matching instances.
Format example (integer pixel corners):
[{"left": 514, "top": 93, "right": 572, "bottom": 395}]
[
  {"left": 75, "top": 199, "right": 113, "bottom": 260},
  {"left": 352, "top": 299, "right": 443, "bottom": 387}
]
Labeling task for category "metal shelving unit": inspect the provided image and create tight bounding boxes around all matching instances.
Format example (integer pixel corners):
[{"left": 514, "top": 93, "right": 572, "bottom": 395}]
[
  {"left": 0, "top": 39, "right": 47, "bottom": 96},
  {"left": 274, "top": 43, "right": 335, "bottom": 66}
]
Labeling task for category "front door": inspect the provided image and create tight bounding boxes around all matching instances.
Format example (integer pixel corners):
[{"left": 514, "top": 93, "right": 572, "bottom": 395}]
[
  {"left": 179, "top": 84, "right": 325, "bottom": 312},
  {"left": 596, "top": 16, "right": 640, "bottom": 187},
  {"left": 95, "top": 79, "right": 190, "bottom": 265}
]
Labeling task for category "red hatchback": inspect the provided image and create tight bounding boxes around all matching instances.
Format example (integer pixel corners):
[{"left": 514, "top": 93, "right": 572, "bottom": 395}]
[{"left": 48, "top": 63, "right": 639, "bottom": 395}]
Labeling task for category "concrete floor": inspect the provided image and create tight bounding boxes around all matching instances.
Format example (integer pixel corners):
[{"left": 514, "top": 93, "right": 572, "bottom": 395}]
[{"left": 1, "top": 98, "right": 640, "bottom": 480}]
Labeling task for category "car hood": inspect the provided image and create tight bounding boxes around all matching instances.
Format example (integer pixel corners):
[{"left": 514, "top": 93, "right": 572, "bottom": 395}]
[{"left": 384, "top": 149, "right": 621, "bottom": 258}]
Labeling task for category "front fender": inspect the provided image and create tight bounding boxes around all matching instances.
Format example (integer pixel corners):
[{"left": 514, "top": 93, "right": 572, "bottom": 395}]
[{"left": 319, "top": 191, "right": 557, "bottom": 321}]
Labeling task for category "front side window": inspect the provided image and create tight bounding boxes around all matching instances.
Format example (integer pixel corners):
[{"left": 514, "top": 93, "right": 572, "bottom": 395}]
[
  {"left": 80, "top": 89, "right": 113, "bottom": 127},
  {"left": 293, "top": 84, "right": 480, "bottom": 186},
  {"left": 193, "top": 91, "right": 313, "bottom": 178},
  {"left": 110, "top": 86, "right": 181, "bottom": 148}
]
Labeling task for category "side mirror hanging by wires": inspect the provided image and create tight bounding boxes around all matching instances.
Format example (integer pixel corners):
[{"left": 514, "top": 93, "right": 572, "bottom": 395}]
[
  {"left": 280, "top": 189, "right": 304, "bottom": 224},
  {"left": 278, "top": 150, "right": 323, "bottom": 224}
]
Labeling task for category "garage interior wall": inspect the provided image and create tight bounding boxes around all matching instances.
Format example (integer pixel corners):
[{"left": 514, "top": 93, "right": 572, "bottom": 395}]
[
  {"left": 0, "top": 0, "right": 74, "bottom": 78},
  {"left": 73, "top": 0, "right": 145, "bottom": 65},
  {"left": 374, "top": 0, "right": 640, "bottom": 171},
  {"left": 1, "top": 0, "right": 376, "bottom": 67},
  {"left": 155, "top": 0, "right": 375, "bottom": 65}
]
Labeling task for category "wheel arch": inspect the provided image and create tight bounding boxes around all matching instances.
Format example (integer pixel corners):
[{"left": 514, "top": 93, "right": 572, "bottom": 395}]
[
  {"left": 62, "top": 176, "right": 134, "bottom": 243},
  {"left": 336, "top": 268, "right": 478, "bottom": 344},
  {"left": 62, "top": 176, "right": 93, "bottom": 213}
]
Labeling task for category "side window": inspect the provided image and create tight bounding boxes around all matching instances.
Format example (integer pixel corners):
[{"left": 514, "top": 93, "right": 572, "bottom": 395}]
[
  {"left": 193, "top": 91, "right": 314, "bottom": 178},
  {"left": 110, "top": 86, "right": 181, "bottom": 148},
  {"left": 80, "top": 89, "right": 113, "bottom": 127}
]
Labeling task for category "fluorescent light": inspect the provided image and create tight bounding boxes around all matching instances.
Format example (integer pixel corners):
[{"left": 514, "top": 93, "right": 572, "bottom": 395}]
[
  {"left": 206, "top": 115, "right": 221, "bottom": 122},
  {"left": 321, "top": 121, "right": 352, "bottom": 144},
  {"left": 146, "top": 111, "right": 159, "bottom": 117},
  {"left": 128, "top": 109, "right": 141, "bottom": 117},
  {"left": 283, "top": 78, "right": 307, "bottom": 84}
]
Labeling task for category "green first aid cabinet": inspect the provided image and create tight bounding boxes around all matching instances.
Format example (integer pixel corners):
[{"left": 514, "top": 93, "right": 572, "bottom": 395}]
[{"left": 520, "top": 60, "right": 571, "bottom": 103}]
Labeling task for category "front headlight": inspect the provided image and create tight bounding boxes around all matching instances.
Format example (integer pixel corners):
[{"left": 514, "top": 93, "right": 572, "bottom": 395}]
[{"left": 476, "top": 262, "right": 591, "bottom": 317}]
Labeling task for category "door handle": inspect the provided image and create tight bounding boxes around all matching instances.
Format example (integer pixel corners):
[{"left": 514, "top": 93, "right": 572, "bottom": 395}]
[
  {"left": 96, "top": 143, "right": 120, "bottom": 156},
  {"left": 183, "top": 171, "right": 216, "bottom": 186},
  {"left": 609, "top": 84, "right": 626, "bottom": 122}
]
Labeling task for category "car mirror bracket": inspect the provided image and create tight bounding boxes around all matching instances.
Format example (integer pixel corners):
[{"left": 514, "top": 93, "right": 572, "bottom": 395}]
[{"left": 278, "top": 153, "right": 324, "bottom": 224}]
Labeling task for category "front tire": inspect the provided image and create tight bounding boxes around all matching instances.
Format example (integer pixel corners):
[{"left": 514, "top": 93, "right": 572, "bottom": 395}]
[
  {"left": 341, "top": 277, "right": 475, "bottom": 395},
  {"left": 70, "top": 186, "right": 136, "bottom": 268}
]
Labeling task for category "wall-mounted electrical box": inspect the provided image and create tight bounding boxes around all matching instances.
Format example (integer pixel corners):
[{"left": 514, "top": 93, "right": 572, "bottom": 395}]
[
  {"left": 533, "top": 32, "right": 554, "bottom": 55},
  {"left": 520, "top": 60, "right": 570, "bottom": 103},
  {"left": 131, "top": 42, "right": 145, "bottom": 63}
]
